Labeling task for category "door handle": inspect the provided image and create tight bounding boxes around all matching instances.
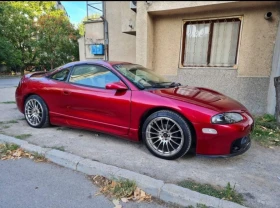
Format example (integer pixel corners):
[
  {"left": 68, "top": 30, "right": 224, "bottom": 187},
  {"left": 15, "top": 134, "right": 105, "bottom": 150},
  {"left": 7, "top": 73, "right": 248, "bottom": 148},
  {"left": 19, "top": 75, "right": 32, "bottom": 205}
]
[{"left": 63, "top": 90, "right": 71, "bottom": 95}]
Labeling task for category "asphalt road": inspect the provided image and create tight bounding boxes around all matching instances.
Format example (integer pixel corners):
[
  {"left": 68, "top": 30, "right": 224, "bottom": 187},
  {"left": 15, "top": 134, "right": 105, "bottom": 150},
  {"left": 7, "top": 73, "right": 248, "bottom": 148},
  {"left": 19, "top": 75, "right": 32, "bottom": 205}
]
[
  {"left": 0, "top": 77, "right": 21, "bottom": 88},
  {"left": 0, "top": 158, "right": 168, "bottom": 208}
]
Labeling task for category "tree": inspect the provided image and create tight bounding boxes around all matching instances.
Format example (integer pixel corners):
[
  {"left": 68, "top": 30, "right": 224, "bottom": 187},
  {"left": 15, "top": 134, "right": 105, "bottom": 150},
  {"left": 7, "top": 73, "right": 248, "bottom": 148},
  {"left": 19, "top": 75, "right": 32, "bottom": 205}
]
[
  {"left": 0, "top": 1, "right": 79, "bottom": 74},
  {"left": 0, "top": 37, "right": 22, "bottom": 68},
  {"left": 37, "top": 13, "right": 79, "bottom": 69},
  {"left": 0, "top": 2, "right": 58, "bottom": 74}
]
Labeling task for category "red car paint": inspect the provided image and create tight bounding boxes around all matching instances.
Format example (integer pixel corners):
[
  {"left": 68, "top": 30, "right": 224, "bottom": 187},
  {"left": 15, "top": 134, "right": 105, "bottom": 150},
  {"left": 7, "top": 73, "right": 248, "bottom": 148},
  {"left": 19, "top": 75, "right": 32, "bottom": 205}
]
[{"left": 15, "top": 60, "right": 253, "bottom": 156}]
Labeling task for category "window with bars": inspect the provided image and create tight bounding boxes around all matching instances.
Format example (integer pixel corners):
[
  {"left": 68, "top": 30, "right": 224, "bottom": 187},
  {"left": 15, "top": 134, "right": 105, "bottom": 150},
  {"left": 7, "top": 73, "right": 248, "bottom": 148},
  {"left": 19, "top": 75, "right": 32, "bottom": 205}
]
[{"left": 181, "top": 18, "right": 241, "bottom": 67}]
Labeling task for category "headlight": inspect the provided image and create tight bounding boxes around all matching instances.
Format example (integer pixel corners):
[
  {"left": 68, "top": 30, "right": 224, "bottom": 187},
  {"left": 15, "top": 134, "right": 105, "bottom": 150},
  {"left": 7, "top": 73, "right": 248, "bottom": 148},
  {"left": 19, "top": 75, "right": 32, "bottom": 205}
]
[{"left": 211, "top": 113, "right": 244, "bottom": 124}]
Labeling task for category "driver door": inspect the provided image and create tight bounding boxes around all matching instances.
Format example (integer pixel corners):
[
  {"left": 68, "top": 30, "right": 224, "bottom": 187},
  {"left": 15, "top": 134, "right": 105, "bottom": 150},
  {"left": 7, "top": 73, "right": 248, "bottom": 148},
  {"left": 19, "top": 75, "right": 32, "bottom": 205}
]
[{"left": 63, "top": 64, "right": 131, "bottom": 135}]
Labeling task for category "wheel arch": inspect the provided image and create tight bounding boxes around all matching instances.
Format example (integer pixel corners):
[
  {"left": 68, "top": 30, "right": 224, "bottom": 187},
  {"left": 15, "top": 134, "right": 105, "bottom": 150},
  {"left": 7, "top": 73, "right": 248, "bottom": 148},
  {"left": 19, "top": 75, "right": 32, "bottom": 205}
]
[
  {"left": 23, "top": 93, "right": 50, "bottom": 113},
  {"left": 138, "top": 106, "right": 197, "bottom": 149}
]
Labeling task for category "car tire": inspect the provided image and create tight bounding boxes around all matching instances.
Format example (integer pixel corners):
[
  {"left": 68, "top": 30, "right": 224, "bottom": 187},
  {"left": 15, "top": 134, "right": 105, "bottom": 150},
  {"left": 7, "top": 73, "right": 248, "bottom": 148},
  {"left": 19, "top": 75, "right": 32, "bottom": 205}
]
[
  {"left": 142, "top": 110, "right": 192, "bottom": 160},
  {"left": 24, "top": 95, "right": 50, "bottom": 128}
]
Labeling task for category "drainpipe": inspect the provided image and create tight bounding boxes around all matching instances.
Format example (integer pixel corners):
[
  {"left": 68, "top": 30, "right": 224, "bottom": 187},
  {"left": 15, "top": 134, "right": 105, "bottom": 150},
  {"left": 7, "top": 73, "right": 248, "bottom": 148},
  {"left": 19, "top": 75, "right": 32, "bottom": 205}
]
[{"left": 101, "top": 1, "right": 109, "bottom": 61}]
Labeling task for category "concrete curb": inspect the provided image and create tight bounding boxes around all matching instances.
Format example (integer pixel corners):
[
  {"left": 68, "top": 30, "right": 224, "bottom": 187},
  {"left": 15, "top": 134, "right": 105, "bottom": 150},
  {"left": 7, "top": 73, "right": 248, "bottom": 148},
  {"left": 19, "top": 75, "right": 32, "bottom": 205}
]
[{"left": 0, "top": 134, "right": 247, "bottom": 208}]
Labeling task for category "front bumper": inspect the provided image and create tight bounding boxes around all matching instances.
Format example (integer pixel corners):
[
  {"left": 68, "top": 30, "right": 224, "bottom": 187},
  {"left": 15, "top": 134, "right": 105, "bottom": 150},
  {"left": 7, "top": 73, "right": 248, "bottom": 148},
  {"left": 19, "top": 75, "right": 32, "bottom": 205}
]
[
  {"left": 196, "top": 135, "right": 251, "bottom": 158},
  {"left": 194, "top": 112, "right": 254, "bottom": 156}
]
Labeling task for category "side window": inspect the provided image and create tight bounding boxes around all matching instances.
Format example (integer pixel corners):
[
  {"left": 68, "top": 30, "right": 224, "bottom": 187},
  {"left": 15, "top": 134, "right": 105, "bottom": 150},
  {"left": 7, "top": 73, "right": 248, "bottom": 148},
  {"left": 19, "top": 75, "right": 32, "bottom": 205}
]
[
  {"left": 50, "top": 68, "right": 70, "bottom": 82},
  {"left": 69, "top": 65, "right": 120, "bottom": 88}
]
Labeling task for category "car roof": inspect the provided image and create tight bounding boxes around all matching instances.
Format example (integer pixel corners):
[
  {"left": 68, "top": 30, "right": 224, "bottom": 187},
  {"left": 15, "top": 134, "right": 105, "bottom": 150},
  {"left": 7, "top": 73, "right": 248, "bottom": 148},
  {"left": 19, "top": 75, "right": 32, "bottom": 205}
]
[{"left": 61, "top": 60, "right": 133, "bottom": 69}]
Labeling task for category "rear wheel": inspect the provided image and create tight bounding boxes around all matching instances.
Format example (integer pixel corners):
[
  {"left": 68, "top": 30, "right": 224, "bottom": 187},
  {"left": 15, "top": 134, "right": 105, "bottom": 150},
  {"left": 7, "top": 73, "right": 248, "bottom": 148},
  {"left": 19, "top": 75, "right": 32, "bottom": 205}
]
[
  {"left": 142, "top": 110, "right": 192, "bottom": 160},
  {"left": 24, "top": 95, "right": 50, "bottom": 128}
]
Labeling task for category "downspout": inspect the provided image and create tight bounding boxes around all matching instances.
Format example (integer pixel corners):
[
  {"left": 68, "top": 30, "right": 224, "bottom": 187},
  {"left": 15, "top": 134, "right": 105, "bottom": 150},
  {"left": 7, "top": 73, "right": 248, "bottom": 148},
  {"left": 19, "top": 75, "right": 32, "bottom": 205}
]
[
  {"left": 267, "top": 16, "right": 280, "bottom": 115},
  {"left": 102, "top": 1, "right": 109, "bottom": 61}
]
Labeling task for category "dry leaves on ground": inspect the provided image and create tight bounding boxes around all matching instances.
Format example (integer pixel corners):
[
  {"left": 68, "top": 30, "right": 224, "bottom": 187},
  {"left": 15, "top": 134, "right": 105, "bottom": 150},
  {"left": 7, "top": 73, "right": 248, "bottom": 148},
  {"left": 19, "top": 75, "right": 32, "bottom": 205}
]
[
  {"left": 0, "top": 143, "right": 47, "bottom": 162},
  {"left": 90, "top": 175, "right": 152, "bottom": 207}
]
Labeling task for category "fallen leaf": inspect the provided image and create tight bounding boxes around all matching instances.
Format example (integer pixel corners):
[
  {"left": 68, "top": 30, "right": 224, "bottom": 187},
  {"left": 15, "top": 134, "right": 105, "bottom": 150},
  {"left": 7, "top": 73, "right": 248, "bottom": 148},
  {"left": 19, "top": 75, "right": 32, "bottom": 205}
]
[
  {"left": 140, "top": 190, "right": 146, "bottom": 197},
  {"left": 111, "top": 181, "right": 117, "bottom": 188},
  {"left": 137, "top": 198, "right": 145, "bottom": 203},
  {"left": 114, "top": 205, "right": 122, "bottom": 208},
  {"left": 121, "top": 198, "right": 128, "bottom": 203},
  {"left": 134, "top": 187, "right": 141, "bottom": 198},
  {"left": 112, "top": 199, "right": 120, "bottom": 206}
]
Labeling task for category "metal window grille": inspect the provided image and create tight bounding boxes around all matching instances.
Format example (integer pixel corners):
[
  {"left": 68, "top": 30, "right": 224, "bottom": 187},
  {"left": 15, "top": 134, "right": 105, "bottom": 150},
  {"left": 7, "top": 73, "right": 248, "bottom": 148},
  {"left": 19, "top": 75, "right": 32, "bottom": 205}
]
[
  {"left": 181, "top": 18, "right": 241, "bottom": 67},
  {"left": 86, "top": 1, "right": 103, "bottom": 21}
]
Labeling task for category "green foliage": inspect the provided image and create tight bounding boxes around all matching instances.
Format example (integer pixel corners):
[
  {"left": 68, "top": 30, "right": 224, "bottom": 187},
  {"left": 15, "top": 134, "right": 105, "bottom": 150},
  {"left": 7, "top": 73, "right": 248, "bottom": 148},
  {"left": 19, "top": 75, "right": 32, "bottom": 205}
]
[
  {"left": 178, "top": 180, "right": 244, "bottom": 205},
  {"left": 37, "top": 13, "right": 79, "bottom": 69},
  {"left": 0, "top": 1, "right": 79, "bottom": 73},
  {"left": 15, "top": 134, "right": 32, "bottom": 140},
  {"left": 112, "top": 178, "right": 137, "bottom": 199},
  {"left": 252, "top": 114, "right": 280, "bottom": 146},
  {"left": 0, "top": 143, "right": 19, "bottom": 155},
  {"left": 0, "top": 37, "right": 22, "bottom": 67},
  {"left": 1, "top": 101, "right": 16, "bottom": 104}
]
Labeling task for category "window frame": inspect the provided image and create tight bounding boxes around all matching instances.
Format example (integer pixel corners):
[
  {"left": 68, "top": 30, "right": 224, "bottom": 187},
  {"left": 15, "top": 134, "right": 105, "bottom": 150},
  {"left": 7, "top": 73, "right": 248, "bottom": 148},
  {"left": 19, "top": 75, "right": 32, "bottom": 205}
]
[
  {"left": 48, "top": 68, "right": 71, "bottom": 82},
  {"left": 180, "top": 16, "right": 243, "bottom": 69},
  {"left": 66, "top": 64, "right": 131, "bottom": 90}
]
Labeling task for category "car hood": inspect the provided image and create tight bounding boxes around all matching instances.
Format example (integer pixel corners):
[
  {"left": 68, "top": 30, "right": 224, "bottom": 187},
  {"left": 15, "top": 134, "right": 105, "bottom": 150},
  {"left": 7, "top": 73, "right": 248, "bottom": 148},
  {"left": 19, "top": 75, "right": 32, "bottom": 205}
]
[{"left": 149, "top": 86, "right": 248, "bottom": 112}]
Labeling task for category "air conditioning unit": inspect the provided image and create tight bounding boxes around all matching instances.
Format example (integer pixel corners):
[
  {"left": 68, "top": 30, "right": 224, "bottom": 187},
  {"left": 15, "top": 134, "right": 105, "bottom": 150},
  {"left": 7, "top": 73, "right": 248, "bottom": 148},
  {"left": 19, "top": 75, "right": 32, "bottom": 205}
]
[{"left": 130, "top": 1, "right": 137, "bottom": 12}]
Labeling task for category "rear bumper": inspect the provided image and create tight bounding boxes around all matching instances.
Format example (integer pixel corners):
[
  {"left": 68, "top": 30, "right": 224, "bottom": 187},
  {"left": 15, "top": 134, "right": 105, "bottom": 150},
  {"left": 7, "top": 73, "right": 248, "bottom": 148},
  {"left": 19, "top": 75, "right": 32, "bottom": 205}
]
[{"left": 15, "top": 87, "right": 24, "bottom": 114}]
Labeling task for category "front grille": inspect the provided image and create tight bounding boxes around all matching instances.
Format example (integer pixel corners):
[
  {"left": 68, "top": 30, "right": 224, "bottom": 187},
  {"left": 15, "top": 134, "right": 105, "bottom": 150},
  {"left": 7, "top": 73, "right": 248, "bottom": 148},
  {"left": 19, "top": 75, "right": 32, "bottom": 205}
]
[{"left": 230, "top": 136, "right": 251, "bottom": 154}]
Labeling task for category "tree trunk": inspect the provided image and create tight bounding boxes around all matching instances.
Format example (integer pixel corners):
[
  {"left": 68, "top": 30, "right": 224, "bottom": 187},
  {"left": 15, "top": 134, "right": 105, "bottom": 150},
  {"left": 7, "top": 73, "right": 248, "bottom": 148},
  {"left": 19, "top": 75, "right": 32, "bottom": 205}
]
[
  {"left": 275, "top": 76, "right": 280, "bottom": 123},
  {"left": 20, "top": 66, "right": 24, "bottom": 76}
]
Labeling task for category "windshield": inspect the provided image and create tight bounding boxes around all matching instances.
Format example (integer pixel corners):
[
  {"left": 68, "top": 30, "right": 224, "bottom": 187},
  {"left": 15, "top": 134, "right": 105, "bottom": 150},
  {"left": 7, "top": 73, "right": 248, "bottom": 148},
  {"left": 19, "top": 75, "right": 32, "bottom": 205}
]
[{"left": 114, "top": 64, "right": 179, "bottom": 89}]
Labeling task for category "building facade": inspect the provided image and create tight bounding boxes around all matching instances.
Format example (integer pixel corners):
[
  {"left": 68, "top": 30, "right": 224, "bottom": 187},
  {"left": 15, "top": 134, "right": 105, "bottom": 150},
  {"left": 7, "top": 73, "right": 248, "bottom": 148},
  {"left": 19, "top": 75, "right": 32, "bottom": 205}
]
[
  {"left": 55, "top": 1, "right": 69, "bottom": 17},
  {"left": 78, "top": 1, "right": 280, "bottom": 115}
]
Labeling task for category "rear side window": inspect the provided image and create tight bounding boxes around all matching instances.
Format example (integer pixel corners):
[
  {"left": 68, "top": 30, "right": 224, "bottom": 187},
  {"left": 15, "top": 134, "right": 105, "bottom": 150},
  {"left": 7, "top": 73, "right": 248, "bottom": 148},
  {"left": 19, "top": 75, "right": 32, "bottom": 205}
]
[
  {"left": 69, "top": 65, "right": 120, "bottom": 88},
  {"left": 50, "top": 68, "right": 70, "bottom": 82}
]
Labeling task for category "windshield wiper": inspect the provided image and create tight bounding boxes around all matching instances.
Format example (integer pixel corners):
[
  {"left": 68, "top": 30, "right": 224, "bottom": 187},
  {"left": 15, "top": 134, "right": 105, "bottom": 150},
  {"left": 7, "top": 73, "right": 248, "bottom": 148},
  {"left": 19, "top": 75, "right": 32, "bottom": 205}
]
[
  {"left": 169, "top": 82, "right": 181, "bottom": 87},
  {"left": 146, "top": 82, "right": 181, "bottom": 89}
]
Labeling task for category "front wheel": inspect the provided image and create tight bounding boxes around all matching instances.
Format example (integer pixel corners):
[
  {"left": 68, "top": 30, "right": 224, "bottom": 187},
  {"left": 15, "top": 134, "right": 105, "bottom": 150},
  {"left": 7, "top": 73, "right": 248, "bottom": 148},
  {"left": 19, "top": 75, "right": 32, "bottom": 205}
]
[
  {"left": 24, "top": 95, "right": 50, "bottom": 128},
  {"left": 142, "top": 110, "right": 192, "bottom": 160}
]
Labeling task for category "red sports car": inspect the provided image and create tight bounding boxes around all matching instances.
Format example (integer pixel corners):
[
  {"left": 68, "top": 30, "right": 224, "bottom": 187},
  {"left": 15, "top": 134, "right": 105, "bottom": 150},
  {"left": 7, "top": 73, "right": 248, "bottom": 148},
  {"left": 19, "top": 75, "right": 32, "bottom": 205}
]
[{"left": 15, "top": 61, "right": 253, "bottom": 160}]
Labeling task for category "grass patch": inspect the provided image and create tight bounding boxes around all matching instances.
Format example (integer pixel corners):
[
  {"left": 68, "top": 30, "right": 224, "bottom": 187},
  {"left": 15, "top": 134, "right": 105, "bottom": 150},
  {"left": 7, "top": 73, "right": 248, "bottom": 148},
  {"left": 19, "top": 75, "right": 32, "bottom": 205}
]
[
  {"left": 90, "top": 175, "right": 151, "bottom": 202},
  {"left": 252, "top": 114, "right": 280, "bottom": 147},
  {"left": 111, "top": 178, "right": 137, "bottom": 199},
  {"left": 0, "top": 143, "right": 47, "bottom": 162},
  {"left": 1, "top": 101, "right": 16, "bottom": 104},
  {"left": 32, "top": 152, "right": 47, "bottom": 162},
  {"left": 178, "top": 180, "right": 244, "bottom": 205},
  {"left": 15, "top": 134, "right": 32, "bottom": 140},
  {"left": 196, "top": 204, "right": 208, "bottom": 208},
  {"left": 2, "top": 125, "right": 10, "bottom": 129},
  {"left": 51, "top": 146, "right": 65, "bottom": 151},
  {"left": 6, "top": 120, "right": 18, "bottom": 124},
  {"left": 0, "top": 143, "right": 19, "bottom": 156}
]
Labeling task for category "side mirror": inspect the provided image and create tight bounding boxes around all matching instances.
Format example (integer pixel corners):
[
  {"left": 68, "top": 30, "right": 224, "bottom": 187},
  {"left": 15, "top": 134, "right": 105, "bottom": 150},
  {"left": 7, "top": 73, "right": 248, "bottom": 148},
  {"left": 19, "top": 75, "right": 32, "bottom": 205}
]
[{"left": 105, "top": 81, "right": 128, "bottom": 90}]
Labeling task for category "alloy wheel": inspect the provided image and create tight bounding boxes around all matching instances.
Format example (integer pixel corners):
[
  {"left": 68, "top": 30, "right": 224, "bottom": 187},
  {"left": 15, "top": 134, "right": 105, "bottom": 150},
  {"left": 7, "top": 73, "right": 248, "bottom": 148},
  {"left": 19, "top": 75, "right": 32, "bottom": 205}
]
[
  {"left": 145, "top": 117, "right": 184, "bottom": 156},
  {"left": 25, "top": 99, "right": 44, "bottom": 126}
]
